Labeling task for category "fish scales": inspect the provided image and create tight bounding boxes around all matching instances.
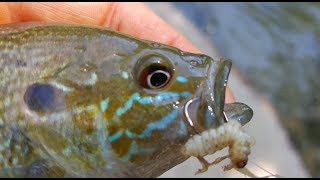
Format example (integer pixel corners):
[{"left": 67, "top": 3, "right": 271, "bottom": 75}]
[{"left": 0, "top": 22, "right": 253, "bottom": 177}]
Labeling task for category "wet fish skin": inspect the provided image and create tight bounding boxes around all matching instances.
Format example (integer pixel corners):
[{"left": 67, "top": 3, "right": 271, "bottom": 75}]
[{"left": 0, "top": 22, "right": 253, "bottom": 177}]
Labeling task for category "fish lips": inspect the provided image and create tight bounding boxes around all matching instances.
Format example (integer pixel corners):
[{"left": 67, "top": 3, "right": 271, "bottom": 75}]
[{"left": 183, "top": 58, "right": 253, "bottom": 134}]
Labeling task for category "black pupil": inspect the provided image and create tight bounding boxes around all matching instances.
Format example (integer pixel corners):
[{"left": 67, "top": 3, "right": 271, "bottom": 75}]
[
  {"left": 150, "top": 71, "right": 168, "bottom": 87},
  {"left": 24, "top": 83, "right": 55, "bottom": 112}
]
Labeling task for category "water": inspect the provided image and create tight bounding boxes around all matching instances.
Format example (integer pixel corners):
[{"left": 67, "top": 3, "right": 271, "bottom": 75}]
[{"left": 172, "top": 2, "right": 320, "bottom": 177}]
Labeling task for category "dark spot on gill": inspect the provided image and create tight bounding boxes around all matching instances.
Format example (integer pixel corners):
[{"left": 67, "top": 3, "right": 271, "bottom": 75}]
[{"left": 24, "top": 83, "right": 55, "bottom": 113}]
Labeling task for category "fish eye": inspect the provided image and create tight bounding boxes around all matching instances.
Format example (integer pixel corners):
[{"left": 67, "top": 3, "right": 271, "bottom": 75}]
[
  {"left": 145, "top": 65, "right": 171, "bottom": 89},
  {"left": 136, "top": 54, "right": 174, "bottom": 89}
]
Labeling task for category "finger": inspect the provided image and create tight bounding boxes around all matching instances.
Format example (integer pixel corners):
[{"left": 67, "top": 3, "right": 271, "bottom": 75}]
[
  {"left": 3, "top": 2, "right": 110, "bottom": 26},
  {"left": 0, "top": 3, "right": 11, "bottom": 24}
]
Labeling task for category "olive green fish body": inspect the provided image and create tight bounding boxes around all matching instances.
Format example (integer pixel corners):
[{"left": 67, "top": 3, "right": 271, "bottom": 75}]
[{"left": 0, "top": 23, "right": 253, "bottom": 177}]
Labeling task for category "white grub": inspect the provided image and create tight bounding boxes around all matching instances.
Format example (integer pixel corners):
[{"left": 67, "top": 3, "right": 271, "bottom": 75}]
[{"left": 181, "top": 120, "right": 256, "bottom": 175}]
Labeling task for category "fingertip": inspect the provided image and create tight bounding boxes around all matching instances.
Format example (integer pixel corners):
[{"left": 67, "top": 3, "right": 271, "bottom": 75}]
[
  {"left": 5, "top": 2, "right": 111, "bottom": 25},
  {"left": 0, "top": 3, "right": 12, "bottom": 24}
]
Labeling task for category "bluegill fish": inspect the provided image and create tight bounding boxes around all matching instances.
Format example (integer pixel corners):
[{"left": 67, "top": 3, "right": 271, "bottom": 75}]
[{"left": 0, "top": 22, "right": 253, "bottom": 177}]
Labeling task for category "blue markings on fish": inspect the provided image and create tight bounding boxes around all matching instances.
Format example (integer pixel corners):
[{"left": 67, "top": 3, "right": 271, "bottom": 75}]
[
  {"left": 109, "top": 109, "right": 178, "bottom": 142},
  {"left": 63, "top": 147, "right": 72, "bottom": 156},
  {"left": 180, "top": 91, "right": 191, "bottom": 98},
  {"left": 116, "top": 93, "right": 140, "bottom": 116},
  {"left": 116, "top": 92, "right": 190, "bottom": 117},
  {"left": 100, "top": 98, "right": 109, "bottom": 113},
  {"left": 153, "top": 92, "right": 179, "bottom": 104},
  {"left": 176, "top": 76, "right": 188, "bottom": 83},
  {"left": 121, "top": 71, "right": 129, "bottom": 79},
  {"left": 107, "top": 131, "right": 123, "bottom": 143},
  {"left": 83, "top": 72, "right": 98, "bottom": 86},
  {"left": 126, "top": 109, "right": 178, "bottom": 138},
  {"left": 121, "top": 141, "right": 155, "bottom": 162},
  {"left": 138, "top": 96, "right": 153, "bottom": 104},
  {"left": 135, "top": 110, "right": 178, "bottom": 138},
  {"left": 121, "top": 141, "right": 139, "bottom": 162}
]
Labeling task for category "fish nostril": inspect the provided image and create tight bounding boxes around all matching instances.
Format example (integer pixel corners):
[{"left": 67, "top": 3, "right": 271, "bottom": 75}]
[{"left": 24, "top": 83, "right": 56, "bottom": 113}]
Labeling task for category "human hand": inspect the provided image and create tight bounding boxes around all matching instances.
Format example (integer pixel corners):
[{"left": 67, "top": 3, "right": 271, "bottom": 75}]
[{"left": 0, "top": 2, "right": 235, "bottom": 103}]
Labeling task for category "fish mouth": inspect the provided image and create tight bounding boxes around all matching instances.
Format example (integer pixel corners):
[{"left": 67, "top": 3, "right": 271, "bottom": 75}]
[{"left": 183, "top": 58, "right": 253, "bottom": 134}]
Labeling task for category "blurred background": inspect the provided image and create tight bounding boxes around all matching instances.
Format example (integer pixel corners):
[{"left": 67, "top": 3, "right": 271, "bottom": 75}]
[{"left": 146, "top": 2, "right": 319, "bottom": 178}]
